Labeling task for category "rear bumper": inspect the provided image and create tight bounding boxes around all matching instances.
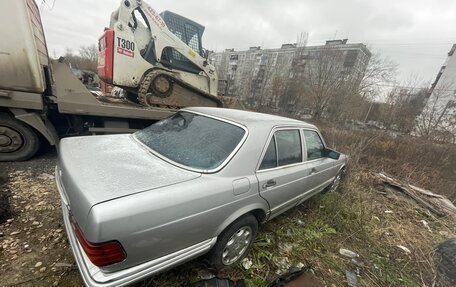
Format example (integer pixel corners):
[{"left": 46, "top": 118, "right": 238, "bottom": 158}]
[{"left": 56, "top": 166, "right": 217, "bottom": 287}]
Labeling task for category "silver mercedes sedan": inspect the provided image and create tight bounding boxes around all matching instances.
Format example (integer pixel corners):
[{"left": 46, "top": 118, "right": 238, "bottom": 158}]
[{"left": 55, "top": 107, "right": 346, "bottom": 287}]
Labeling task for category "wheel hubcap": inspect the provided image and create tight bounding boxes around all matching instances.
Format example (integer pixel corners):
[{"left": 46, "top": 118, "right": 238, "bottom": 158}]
[
  {"left": 222, "top": 226, "right": 253, "bottom": 265},
  {"left": 0, "top": 126, "right": 23, "bottom": 153}
]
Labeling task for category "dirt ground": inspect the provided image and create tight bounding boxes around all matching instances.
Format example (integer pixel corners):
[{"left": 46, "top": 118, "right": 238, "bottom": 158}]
[{"left": 0, "top": 150, "right": 83, "bottom": 287}]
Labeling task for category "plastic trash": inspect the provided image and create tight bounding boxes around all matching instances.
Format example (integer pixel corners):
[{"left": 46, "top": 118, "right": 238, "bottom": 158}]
[
  {"left": 242, "top": 258, "right": 252, "bottom": 270},
  {"left": 346, "top": 271, "right": 358, "bottom": 287},
  {"left": 339, "top": 248, "right": 359, "bottom": 258}
]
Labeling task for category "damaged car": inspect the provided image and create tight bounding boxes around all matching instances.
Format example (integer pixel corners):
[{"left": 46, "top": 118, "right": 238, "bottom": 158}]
[{"left": 55, "top": 107, "right": 346, "bottom": 286}]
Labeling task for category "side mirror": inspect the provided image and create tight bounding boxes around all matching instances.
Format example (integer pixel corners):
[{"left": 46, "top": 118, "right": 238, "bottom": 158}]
[{"left": 326, "top": 149, "right": 340, "bottom": 160}]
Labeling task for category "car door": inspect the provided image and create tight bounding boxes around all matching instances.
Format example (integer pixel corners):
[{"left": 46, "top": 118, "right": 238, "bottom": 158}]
[
  {"left": 297, "top": 129, "right": 339, "bottom": 203},
  {"left": 255, "top": 128, "right": 315, "bottom": 219}
]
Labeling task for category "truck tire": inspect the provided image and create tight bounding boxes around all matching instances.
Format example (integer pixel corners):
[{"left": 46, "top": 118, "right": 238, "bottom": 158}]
[{"left": 0, "top": 113, "right": 40, "bottom": 162}]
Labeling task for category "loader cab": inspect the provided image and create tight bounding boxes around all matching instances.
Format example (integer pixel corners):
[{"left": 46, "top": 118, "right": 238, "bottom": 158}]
[{"left": 159, "top": 11, "right": 205, "bottom": 74}]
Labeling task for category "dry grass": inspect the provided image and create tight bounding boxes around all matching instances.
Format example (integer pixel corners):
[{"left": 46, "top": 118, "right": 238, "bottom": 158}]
[{"left": 319, "top": 125, "right": 456, "bottom": 201}]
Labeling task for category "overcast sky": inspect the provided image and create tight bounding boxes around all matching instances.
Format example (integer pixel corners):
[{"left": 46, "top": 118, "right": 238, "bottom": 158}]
[{"left": 38, "top": 0, "right": 456, "bottom": 85}]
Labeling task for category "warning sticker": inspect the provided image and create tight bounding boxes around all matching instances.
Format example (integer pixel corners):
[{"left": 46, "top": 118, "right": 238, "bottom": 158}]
[
  {"left": 188, "top": 49, "right": 197, "bottom": 58},
  {"left": 117, "top": 47, "right": 134, "bottom": 57},
  {"left": 145, "top": 7, "right": 167, "bottom": 29}
]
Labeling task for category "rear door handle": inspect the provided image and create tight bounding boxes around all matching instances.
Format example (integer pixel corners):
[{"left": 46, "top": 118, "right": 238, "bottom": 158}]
[
  {"left": 262, "top": 179, "right": 276, "bottom": 189},
  {"left": 310, "top": 168, "right": 318, "bottom": 175}
]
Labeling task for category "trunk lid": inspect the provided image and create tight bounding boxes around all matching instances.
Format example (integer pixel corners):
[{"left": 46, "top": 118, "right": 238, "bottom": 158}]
[{"left": 57, "top": 134, "right": 201, "bottom": 230}]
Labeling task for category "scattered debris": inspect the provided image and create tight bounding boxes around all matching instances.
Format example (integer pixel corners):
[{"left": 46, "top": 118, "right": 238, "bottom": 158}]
[
  {"left": 182, "top": 277, "right": 245, "bottom": 287},
  {"left": 241, "top": 258, "right": 253, "bottom": 270},
  {"left": 345, "top": 271, "right": 358, "bottom": 287},
  {"left": 384, "top": 210, "right": 393, "bottom": 214},
  {"left": 375, "top": 173, "right": 456, "bottom": 217},
  {"left": 351, "top": 258, "right": 365, "bottom": 269},
  {"left": 266, "top": 266, "right": 325, "bottom": 287},
  {"left": 54, "top": 262, "right": 73, "bottom": 268},
  {"left": 420, "top": 220, "right": 432, "bottom": 232},
  {"left": 279, "top": 242, "right": 294, "bottom": 254},
  {"left": 396, "top": 245, "right": 411, "bottom": 254},
  {"left": 197, "top": 269, "right": 215, "bottom": 280},
  {"left": 37, "top": 173, "right": 55, "bottom": 181},
  {"left": 339, "top": 248, "right": 359, "bottom": 258},
  {"left": 1, "top": 166, "right": 77, "bottom": 286},
  {"left": 273, "top": 256, "right": 291, "bottom": 274}
]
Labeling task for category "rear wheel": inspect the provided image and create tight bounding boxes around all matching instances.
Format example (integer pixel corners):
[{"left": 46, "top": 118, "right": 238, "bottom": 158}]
[
  {"left": 0, "top": 113, "right": 40, "bottom": 162},
  {"left": 209, "top": 214, "right": 258, "bottom": 270},
  {"left": 327, "top": 169, "right": 345, "bottom": 193}
]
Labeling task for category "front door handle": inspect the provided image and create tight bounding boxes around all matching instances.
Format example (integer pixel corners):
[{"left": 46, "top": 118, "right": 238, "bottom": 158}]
[
  {"left": 262, "top": 179, "right": 276, "bottom": 189},
  {"left": 310, "top": 168, "right": 318, "bottom": 175}
]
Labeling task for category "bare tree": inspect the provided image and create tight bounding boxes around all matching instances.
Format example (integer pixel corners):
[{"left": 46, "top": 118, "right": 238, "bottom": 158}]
[
  {"left": 283, "top": 45, "right": 352, "bottom": 120},
  {"left": 278, "top": 33, "right": 309, "bottom": 115},
  {"left": 383, "top": 84, "right": 428, "bottom": 132},
  {"left": 415, "top": 82, "right": 456, "bottom": 143},
  {"left": 280, "top": 46, "right": 397, "bottom": 122},
  {"left": 63, "top": 44, "right": 98, "bottom": 71},
  {"left": 247, "top": 32, "right": 309, "bottom": 114},
  {"left": 337, "top": 52, "right": 397, "bottom": 124},
  {"left": 357, "top": 52, "right": 397, "bottom": 101},
  {"left": 79, "top": 45, "right": 98, "bottom": 67}
]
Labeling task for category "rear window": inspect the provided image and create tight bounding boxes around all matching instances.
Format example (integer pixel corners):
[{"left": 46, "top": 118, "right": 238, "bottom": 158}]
[{"left": 135, "top": 112, "right": 246, "bottom": 171}]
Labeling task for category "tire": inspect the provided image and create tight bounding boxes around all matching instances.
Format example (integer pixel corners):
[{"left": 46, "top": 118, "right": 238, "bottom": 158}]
[
  {"left": 0, "top": 113, "right": 40, "bottom": 162},
  {"left": 437, "top": 238, "right": 456, "bottom": 283},
  {"left": 209, "top": 214, "right": 258, "bottom": 271}
]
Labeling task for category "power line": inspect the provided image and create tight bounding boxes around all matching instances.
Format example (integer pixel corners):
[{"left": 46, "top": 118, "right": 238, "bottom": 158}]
[
  {"left": 372, "top": 83, "right": 455, "bottom": 92},
  {"left": 369, "top": 43, "right": 454, "bottom": 46}
]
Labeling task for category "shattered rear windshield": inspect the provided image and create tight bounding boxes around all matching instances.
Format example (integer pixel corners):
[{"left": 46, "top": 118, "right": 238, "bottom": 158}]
[{"left": 135, "top": 111, "right": 246, "bottom": 171}]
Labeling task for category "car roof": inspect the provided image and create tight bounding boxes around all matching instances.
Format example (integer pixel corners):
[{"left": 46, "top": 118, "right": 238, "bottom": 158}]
[{"left": 184, "top": 107, "right": 317, "bottom": 130}]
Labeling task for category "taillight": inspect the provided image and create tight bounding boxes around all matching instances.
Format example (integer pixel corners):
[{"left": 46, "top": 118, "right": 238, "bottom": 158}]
[{"left": 71, "top": 220, "right": 126, "bottom": 267}]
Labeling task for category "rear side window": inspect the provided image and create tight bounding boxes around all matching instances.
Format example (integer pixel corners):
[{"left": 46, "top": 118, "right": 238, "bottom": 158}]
[
  {"left": 303, "top": 130, "right": 325, "bottom": 160},
  {"left": 276, "top": 130, "right": 302, "bottom": 166},
  {"left": 259, "top": 135, "right": 277, "bottom": 170},
  {"left": 259, "top": 129, "right": 302, "bottom": 170}
]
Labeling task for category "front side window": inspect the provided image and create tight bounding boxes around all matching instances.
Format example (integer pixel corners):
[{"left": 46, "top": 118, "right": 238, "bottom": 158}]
[
  {"left": 303, "top": 130, "right": 325, "bottom": 160},
  {"left": 135, "top": 112, "right": 245, "bottom": 171}
]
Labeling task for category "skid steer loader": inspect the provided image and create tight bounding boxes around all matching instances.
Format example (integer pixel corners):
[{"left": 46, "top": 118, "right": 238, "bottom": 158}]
[{"left": 98, "top": 0, "right": 223, "bottom": 108}]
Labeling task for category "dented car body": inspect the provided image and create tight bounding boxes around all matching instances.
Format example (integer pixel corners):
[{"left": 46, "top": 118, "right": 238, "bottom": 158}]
[{"left": 56, "top": 107, "right": 346, "bottom": 286}]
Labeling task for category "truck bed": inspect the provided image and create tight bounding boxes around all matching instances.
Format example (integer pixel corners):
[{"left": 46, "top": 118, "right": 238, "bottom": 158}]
[{"left": 52, "top": 60, "right": 174, "bottom": 121}]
